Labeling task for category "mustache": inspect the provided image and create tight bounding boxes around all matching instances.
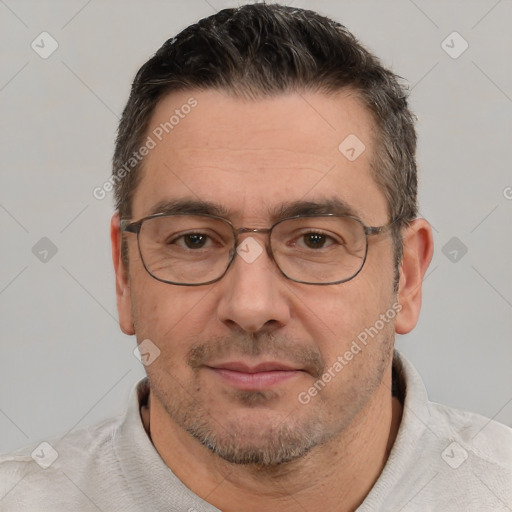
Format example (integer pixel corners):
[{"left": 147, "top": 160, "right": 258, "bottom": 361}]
[{"left": 187, "top": 332, "right": 325, "bottom": 378}]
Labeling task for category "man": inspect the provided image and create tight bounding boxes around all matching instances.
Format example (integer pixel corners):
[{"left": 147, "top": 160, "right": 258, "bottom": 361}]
[{"left": 1, "top": 4, "right": 511, "bottom": 511}]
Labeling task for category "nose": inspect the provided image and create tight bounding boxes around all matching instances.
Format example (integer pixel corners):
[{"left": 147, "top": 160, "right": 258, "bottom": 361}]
[{"left": 216, "top": 236, "right": 291, "bottom": 333}]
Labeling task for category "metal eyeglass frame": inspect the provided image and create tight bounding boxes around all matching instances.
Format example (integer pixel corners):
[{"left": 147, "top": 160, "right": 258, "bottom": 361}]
[{"left": 120, "top": 213, "right": 399, "bottom": 286}]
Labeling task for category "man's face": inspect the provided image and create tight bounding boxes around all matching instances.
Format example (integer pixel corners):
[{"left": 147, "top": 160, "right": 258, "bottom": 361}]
[{"left": 119, "top": 89, "right": 400, "bottom": 465}]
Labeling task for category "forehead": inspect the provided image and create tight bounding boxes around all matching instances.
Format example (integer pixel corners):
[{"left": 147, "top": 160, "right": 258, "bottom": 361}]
[{"left": 132, "top": 89, "right": 388, "bottom": 224}]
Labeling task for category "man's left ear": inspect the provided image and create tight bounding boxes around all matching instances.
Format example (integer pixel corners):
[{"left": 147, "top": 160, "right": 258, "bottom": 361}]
[{"left": 395, "top": 218, "right": 434, "bottom": 335}]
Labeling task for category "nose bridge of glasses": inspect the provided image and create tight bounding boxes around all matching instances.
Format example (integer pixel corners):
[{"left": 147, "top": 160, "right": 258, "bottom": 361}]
[
  {"left": 232, "top": 227, "right": 274, "bottom": 264},
  {"left": 236, "top": 227, "right": 272, "bottom": 235},
  {"left": 234, "top": 226, "right": 272, "bottom": 245}
]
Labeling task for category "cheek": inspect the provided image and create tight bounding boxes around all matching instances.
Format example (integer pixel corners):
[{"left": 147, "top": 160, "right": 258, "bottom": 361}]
[
  {"left": 301, "top": 276, "right": 378, "bottom": 329},
  {"left": 297, "top": 272, "right": 394, "bottom": 365},
  {"left": 130, "top": 275, "right": 216, "bottom": 351}
]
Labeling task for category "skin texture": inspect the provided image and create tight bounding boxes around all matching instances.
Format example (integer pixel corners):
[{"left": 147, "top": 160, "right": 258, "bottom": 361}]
[{"left": 111, "top": 89, "right": 433, "bottom": 512}]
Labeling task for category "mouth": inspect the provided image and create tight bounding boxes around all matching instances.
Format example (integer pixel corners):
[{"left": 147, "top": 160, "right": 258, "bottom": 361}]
[{"left": 204, "top": 361, "right": 306, "bottom": 390}]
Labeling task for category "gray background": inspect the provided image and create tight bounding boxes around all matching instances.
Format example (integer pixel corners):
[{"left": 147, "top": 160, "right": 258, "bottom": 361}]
[{"left": 1, "top": 0, "right": 511, "bottom": 453}]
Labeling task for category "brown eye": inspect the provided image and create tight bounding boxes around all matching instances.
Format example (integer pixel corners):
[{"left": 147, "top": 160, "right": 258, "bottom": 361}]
[
  {"left": 169, "top": 233, "right": 213, "bottom": 249},
  {"left": 303, "top": 233, "right": 328, "bottom": 249},
  {"left": 298, "top": 232, "right": 336, "bottom": 249},
  {"left": 183, "top": 234, "right": 208, "bottom": 248}
]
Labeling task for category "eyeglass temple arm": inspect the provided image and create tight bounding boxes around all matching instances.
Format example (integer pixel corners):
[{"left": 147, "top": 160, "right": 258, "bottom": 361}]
[
  {"left": 365, "top": 218, "right": 402, "bottom": 236},
  {"left": 120, "top": 219, "right": 141, "bottom": 234}
]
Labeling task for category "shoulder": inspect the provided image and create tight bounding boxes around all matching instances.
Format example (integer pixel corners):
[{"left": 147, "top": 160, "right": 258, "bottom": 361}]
[
  {"left": 0, "top": 415, "right": 122, "bottom": 510},
  {"left": 374, "top": 351, "right": 512, "bottom": 510},
  {"left": 395, "top": 350, "right": 512, "bottom": 470},
  {"left": 405, "top": 402, "right": 512, "bottom": 510},
  {"left": 429, "top": 399, "right": 512, "bottom": 470}
]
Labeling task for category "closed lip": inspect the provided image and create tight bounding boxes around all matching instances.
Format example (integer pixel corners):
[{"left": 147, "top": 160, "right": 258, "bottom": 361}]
[
  {"left": 205, "top": 360, "right": 304, "bottom": 390},
  {"left": 205, "top": 361, "right": 302, "bottom": 373}
]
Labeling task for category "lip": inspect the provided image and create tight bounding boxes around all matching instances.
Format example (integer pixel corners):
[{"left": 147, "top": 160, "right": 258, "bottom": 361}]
[
  {"left": 210, "top": 361, "right": 299, "bottom": 373},
  {"left": 205, "top": 361, "right": 304, "bottom": 390}
]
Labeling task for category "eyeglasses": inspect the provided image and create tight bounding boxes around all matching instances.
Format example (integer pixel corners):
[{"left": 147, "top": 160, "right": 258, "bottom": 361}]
[{"left": 121, "top": 213, "right": 397, "bottom": 286}]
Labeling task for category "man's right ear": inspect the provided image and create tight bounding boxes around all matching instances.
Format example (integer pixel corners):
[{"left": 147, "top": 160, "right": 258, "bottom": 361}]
[{"left": 111, "top": 213, "right": 135, "bottom": 335}]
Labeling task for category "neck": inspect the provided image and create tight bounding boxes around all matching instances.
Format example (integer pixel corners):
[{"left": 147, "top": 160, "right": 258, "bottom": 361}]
[{"left": 143, "top": 369, "right": 402, "bottom": 512}]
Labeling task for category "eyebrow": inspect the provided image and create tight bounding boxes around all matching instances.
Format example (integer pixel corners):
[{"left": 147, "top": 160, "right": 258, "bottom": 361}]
[
  {"left": 270, "top": 198, "right": 361, "bottom": 221},
  {"left": 145, "top": 196, "right": 361, "bottom": 223},
  {"left": 147, "top": 199, "right": 233, "bottom": 218}
]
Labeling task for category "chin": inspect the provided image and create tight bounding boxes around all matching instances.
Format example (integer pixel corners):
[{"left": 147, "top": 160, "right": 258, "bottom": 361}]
[{"left": 184, "top": 408, "right": 330, "bottom": 467}]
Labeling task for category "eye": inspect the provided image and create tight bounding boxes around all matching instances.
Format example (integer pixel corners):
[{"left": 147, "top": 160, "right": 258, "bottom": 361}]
[
  {"left": 299, "top": 232, "right": 336, "bottom": 249},
  {"left": 170, "top": 232, "right": 213, "bottom": 249}
]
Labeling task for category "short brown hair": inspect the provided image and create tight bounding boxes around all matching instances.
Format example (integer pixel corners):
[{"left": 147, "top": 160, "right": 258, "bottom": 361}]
[{"left": 113, "top": 3, "right": 418, "bottom": 272}]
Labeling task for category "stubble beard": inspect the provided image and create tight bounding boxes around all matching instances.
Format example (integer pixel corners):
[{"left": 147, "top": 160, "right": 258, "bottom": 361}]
[
  {"left": 172, "top": 389, "right": 330, "bottom": 467},
  {"left": 145, "top": 325, "right": 395, "bottom": 468}
]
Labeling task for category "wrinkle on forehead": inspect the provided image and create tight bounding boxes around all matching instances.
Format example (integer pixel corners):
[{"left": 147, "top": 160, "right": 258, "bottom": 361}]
[{"left": 132, "top": 89, "right": 387, "bottom": 225}]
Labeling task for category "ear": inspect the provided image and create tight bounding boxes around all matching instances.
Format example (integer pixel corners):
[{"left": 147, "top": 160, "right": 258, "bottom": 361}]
[
  {"left": 395, "top": 218, "right": 434, "bottom": 334},
  {"left": 111, "top": 213, "right": 135, "bottom": 335}
]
